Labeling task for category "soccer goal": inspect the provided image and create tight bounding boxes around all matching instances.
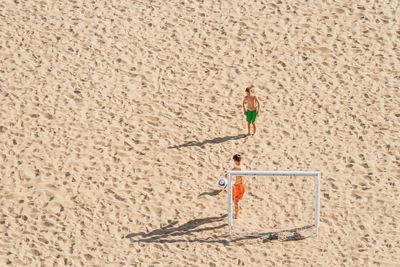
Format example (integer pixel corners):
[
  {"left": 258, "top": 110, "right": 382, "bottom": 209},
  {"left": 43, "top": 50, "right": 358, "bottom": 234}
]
[{"left": 227, "top": 171, "right": 321, "bottom": 238}]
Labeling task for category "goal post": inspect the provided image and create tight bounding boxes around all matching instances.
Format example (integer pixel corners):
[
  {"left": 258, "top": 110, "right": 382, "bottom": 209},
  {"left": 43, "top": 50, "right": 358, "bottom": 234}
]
[{"left": 227, "top": 171, "right": 321, "bottom": 237}]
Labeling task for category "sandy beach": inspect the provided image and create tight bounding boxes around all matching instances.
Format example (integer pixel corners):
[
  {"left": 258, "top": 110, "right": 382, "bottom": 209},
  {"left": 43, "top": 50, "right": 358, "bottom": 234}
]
[{"left": 1, "top": 0, "right": 399, "bottom": 266}]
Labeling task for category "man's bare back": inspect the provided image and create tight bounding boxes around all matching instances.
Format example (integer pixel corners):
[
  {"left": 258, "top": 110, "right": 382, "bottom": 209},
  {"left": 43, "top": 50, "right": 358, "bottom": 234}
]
[{"left": 233, "top": 165, "right": 245, "bottom": 185}]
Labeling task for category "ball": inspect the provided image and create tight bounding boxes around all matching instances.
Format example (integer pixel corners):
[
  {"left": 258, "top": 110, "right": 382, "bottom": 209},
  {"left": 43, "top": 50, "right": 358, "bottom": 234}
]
[{"left": 218, "top": 178, "right": 227, "bottom": 188}]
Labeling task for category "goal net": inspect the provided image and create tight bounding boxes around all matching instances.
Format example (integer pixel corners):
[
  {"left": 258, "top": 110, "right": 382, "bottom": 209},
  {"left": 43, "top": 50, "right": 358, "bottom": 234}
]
[{"left": 227, "top": 171, "right": 321, "bottom": 239}]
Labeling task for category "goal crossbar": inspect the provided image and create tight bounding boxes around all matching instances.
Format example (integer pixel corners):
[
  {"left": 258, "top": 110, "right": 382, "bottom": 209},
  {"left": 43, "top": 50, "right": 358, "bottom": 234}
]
[
  {"left": 228, "top": 171, "right": 320, "bottom": 176},
  {"left": 227, "top": 171, "right": 321, "bottom": 237}
]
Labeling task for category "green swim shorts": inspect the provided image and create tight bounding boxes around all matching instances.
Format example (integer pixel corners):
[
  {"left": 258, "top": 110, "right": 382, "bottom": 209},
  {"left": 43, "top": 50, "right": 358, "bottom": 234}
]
[{"left": 246, "top": 110, "right": 257, "bottom": 122}]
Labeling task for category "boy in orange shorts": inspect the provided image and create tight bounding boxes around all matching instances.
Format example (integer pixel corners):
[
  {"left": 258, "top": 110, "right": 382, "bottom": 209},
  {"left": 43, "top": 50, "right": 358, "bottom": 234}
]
[{"left": 226, "top": 154, "right": 246, "bottom": 219}]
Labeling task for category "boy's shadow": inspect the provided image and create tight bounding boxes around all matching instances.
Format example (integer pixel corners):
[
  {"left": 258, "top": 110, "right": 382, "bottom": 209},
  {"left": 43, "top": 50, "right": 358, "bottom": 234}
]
[
  {"left": 124, "top": 214, "right": 230, "bottom": 244},
  {"left": 168, "top": 134, "right": 247, "bottom": 149}
]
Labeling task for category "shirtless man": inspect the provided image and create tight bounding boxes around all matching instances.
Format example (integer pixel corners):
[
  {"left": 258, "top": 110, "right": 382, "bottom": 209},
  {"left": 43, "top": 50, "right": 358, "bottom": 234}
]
[
  {"left": 242, "top": 86, "right": 261, "bottom": 135},
  {"left": 226, "top": 154, "right": 246, "bottom": 219}
]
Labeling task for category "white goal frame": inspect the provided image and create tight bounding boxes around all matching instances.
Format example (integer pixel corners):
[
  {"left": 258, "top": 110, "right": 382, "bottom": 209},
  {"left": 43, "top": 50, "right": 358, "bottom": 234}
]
[{"left": 227, "top": 171, "right": 321, "bottom": 237}]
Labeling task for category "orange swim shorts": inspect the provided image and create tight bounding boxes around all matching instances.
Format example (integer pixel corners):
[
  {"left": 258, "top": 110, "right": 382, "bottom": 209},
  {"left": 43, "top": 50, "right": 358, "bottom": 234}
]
[{"left": 232, "top": 184, "right": 246, "bottom": 200}]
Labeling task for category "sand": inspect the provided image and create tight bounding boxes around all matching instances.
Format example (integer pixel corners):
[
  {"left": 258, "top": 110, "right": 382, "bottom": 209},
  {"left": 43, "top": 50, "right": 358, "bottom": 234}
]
[{"left": 1, "top": 0, "right": 399, "bottom": 266}]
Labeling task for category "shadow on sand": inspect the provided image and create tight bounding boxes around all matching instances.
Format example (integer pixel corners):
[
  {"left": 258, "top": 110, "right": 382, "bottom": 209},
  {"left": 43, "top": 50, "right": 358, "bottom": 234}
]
[
  {"left": 168, "top": 134, "right": 247, "bottom": 149},
  {"left": 198, "top": 189, "right": 223, "bottom": 197},
  {"left": 124, "top": 215, "right": 230, "bottom": 244},
  {"left": 124, "top": 214, "right": 315, "bottom": 244}
]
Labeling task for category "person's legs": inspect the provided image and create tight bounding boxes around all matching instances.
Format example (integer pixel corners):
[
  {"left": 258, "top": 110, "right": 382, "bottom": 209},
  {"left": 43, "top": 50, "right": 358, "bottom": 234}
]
[
  {"left": 246, "top": 110, "right": 252, "bottom": 135},
  {"left": 250, "top": 110, "right": 257, "bottom": 135},
  {"left": 234, "top": 199, "right": 239, "bottom": 219}
]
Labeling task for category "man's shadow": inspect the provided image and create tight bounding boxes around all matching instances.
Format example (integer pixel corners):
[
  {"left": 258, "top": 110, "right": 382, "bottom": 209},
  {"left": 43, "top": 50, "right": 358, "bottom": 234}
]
[
  {"left": 124, "top": 214, "right": 315, "bottom": 244},
  {"left": 124, "top": 214, "right": 230, "bottom": 244},
  {"left": 168, "top": 134, "right": 247, "bottom": 149}
]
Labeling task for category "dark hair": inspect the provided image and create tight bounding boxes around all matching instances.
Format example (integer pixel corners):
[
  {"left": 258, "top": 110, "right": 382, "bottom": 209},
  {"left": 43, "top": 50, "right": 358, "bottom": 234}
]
[
  {"left": 245, "top": 86, "right": 253, "bottom": 93},
  {"left": 233, "top": 154, "right": 241, "bottom": 162}
]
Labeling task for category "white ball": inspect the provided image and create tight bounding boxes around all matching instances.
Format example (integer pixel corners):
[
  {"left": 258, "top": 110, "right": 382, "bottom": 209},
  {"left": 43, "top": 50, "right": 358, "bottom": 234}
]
[{"left": 218, "top": 178, "right": 227, "bottom": 188}]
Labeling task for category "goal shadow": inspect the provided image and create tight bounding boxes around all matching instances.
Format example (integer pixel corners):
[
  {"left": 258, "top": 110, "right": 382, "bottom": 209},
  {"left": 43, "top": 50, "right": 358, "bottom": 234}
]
[
  {"left": 231, "top": 224, "right": 316, "bottom": 242},
  {"left": 124, "top": 214, "right": 314, "bottom": 244}
]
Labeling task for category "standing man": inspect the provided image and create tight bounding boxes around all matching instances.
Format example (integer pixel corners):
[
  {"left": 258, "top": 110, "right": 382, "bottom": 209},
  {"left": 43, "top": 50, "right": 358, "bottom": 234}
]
[{"left": 242, "top": 86, "right": 261, "bottom": 135}]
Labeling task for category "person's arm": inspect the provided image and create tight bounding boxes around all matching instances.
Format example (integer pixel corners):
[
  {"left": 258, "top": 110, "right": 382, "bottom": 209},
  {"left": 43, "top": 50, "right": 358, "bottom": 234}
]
[
  {"left": 256, "top": 96, "right": 261, "bottom": 115},
  {"left": 225, "top": 166, "right": 235, "bottom": 178},
  {"left": 242, "top": 97, "right": 247, "bottom": 115}
]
